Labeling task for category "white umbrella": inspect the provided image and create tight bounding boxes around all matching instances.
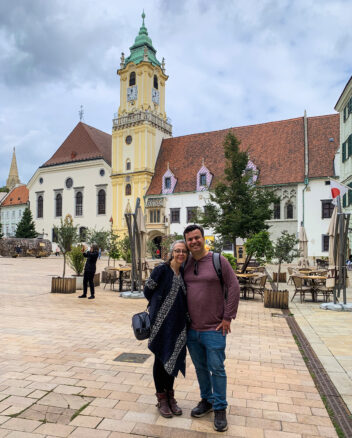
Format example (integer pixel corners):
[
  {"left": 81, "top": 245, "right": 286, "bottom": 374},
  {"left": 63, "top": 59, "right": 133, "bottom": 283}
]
[
  {"left": 328, "top": 206, "right": 338, "bottom": 269},
  {"left": 298, "top": 225, "right": 309, "bottom": 267}
]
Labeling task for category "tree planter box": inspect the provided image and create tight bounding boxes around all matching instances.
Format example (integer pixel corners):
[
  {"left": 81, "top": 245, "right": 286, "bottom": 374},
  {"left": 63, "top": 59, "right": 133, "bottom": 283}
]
[
  {"left": 273, "top": 272, "right": 287, "bottom": 283},
  {"left": 264, "top": 289, "right": 289, "bottom": 309},
  {"left": 72, "top": 275, "right": 83, "bottom": 290},
  {"left": 94, "top": 273, "right": 100, "bottom": 287},
  {"left": 51, "top": 277, "right": 76, "bottom": 294}
]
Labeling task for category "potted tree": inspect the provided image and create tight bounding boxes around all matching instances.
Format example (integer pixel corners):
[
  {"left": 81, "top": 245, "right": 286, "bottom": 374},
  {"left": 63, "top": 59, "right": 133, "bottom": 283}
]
[
  {"left": 67, "top": 245, "right": 85, "bottom": 289},
  {"left": 51, "top": 215, "right": 78, "bottom": 293}
]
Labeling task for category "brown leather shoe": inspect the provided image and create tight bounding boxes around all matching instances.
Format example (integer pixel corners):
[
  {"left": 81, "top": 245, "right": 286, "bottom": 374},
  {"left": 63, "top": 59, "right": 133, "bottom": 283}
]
[
  {"left": 156, "top": 392, "right": 173, "bottom": 418},
  {"left": 167, "top": 390, "right": 182, "bottom": 415}
]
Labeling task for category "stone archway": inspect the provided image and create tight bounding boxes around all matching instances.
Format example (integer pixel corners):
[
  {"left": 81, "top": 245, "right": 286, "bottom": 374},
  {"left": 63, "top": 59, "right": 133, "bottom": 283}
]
[{"left": 147, "top": 231, "right": 164, "bottom": 259}]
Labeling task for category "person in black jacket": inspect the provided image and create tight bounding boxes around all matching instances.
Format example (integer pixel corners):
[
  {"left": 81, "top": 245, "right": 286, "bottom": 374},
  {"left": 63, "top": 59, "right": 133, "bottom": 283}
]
[
  {"left": 143, "top": 240, "right": 189, "bottom": 418},
  {"left": 78, "top": 244, "right": 99, "bottom": 299}
]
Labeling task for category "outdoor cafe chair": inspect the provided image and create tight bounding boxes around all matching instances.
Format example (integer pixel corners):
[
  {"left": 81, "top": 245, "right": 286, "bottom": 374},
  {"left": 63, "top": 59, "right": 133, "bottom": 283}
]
[
  {"left": 287, "top": 266, "right": 298, "bottom": 285},
  {"left": 314, "top": 278, "right": 334, "bottom": 303},
  {"left": 248, "top": 274, "right": 267, "bottom": 301},
  {"left": 291, "top": 275, "right": 312, "bottom": 303}
]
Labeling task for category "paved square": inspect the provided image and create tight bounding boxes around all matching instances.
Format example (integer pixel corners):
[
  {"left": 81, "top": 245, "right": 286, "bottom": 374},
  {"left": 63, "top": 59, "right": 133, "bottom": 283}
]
[{"left": 0, "top": 257, "right": 338, "bottom": 436}]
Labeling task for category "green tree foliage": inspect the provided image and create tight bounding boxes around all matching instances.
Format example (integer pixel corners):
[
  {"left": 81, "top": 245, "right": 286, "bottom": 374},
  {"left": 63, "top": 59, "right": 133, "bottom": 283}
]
[
  {"left": 244, "top": 231, "right": 274, "bottom": 266},
  {"left": 200, "top": 132, "right": 277, "bottom": 256},
  {"left": 161, "top": 233, "right": 184, "bottom": 258},
  {"left": 222, "top": 253, "right": 237, "bottom": 271},
  {"left": 107, "top": 231, "right": 121, "bottom": 266},
  {"left": 15, "top": 207, "right": 38, "bottom": 238},
  {"left": 67, "top": 245, "right": 85, "bottom": 276},
  {"left": 273, "top": 231, "right": 300, "bottom": 289},
  {"left": 86, "top": 229, "right": 110, "bottom": 251},
  {"left": 54, "top": 215, "right": 79, "bottom": 278},
  {"left": 0, "top": 186, "right": 9, "bottom": 193},
  {"left": 117, "top": 235, "right": 132, "bottom": 263}
]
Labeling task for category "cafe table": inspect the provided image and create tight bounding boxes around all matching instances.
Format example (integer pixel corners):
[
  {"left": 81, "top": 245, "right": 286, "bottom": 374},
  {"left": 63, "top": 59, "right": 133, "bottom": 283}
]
[{"left": 109, "top": 267, "right": 132, "bottom": 291}]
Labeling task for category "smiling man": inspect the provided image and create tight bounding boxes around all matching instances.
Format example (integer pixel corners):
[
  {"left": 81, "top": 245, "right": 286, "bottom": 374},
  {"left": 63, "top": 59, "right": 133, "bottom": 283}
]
[{"left": 183, "top": 224, "right": 240, "bottom": 432}]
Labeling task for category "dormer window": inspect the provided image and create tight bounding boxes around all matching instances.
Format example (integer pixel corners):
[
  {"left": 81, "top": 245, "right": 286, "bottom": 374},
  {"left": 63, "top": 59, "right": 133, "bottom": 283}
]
[
  {"left": 165, "top": 177, "right": 171, "bottom": 189},
  {"left": 129, "top": 72, "right": 136, "bottom": 86},
  {"left": 153, "top": 75, "right": 158, "bottom": 89},
  {"left": 196, "top": 164, "right": 212, "bottom": 191},
  {"left": 199, "top": 173, "right": 206, "bottom": 186}
]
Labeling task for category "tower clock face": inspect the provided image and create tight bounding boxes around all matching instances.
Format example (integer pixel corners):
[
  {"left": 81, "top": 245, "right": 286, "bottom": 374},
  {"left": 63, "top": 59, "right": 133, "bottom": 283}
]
[
  {"left": 127, "top": 85, "right": 138, "bottom": 102},
  {"left": 152, "top": 88, "right": 160, "bottom": 105}
]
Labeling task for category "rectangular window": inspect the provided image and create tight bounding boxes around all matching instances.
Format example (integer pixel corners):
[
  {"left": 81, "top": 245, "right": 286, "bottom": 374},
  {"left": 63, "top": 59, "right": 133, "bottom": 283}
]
[
  {"left": 273, "top": 202, "right": 281, "bottom": 219},
  {"left": 348, "top": 135, "right": 352, "bottom": 158},
  {"left": 349, "top": 183, "right": 352, "bottom": 206},
  {"left": 187, "top": 207, "right": 198, "bottom": 223},
  {"left": 170, "top": 208, "right": 180, "bottom": 223},
  {"left": 52, "top": 228, "right": 58, "bottom": 243},
  {"left": 222, "top": 239, "right": 233, "bottom": 251},
  {"left": 149, "top": 209, "right": 160, "bottom": 223},
  {"left": 344, "top": 106, "right": 347, "bottom": 122},
  {"left": 199, "top": 173, "right": 206, "bottom": 186},
  {"left": 343, "top": 193, "right": 347, "bottom": 208},
  {"left": 321, "top": 200, "right": 334, "bottom": 219},
  {"left": 165, "top": 177, "right": 171, "bottom": 189},
  {"left": 322, "top": 234, "right": 329, "bottom": 252}
]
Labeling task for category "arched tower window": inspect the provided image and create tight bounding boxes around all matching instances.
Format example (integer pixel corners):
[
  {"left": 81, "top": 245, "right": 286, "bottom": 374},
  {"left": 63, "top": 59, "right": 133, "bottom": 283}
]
[
  {"left": 153, "top": 75, "right": 158, "bottom": 89},
  {"left": 55, "top": 193, "right": 62, "bottom": 217},
  {"left": 125, "top": 184, "right": 131, "bottom": 196},
  {"left": 75, "top": 191, "right": 83, "bottom": 216},
  {"left": 129, "top": 72, "right": 136, "bottom": 86},
  {"left": 97, "top": 189, "right": 106, "bottom": 215},
  {"left": 286, "top": 203, "right": 293, "bottom": 219},
  {"left": 37, "top": 195, "right": 43, "bottom": 218},
  {"left": 126, "top": 159, "right": 131, "bottom": 171}
]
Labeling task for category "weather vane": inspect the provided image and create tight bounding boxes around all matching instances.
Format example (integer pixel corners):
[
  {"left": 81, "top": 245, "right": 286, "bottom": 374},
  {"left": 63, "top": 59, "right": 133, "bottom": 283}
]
[{"left": 79, "top": 105, "right": 84, "bottom": 121}]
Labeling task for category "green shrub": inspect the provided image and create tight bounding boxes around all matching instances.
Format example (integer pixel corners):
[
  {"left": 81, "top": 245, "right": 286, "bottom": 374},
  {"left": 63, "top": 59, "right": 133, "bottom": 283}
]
[
  {"left": 223, "top": 253, "right": 237, "bottom": 271},
  {"left": 67, "top": 245, "right": 85, "bottom": 276}
]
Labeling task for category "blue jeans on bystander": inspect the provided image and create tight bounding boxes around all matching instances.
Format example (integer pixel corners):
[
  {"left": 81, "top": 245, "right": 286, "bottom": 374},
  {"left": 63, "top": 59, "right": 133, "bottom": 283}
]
[{"left": 187, "top": 329, "right": 227, "bottom": 411}]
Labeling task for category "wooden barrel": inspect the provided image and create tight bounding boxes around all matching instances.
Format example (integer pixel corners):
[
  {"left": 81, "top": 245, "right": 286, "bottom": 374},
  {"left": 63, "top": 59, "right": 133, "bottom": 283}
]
[
  {"left": 51, "top": 277, "right": 76, "bottom": 293},
  {"left": 264, "top": 289, "right": 289, "bottom": 309},
  {"left": 94, "top": 273, "right": 100, "bottom": 287}
]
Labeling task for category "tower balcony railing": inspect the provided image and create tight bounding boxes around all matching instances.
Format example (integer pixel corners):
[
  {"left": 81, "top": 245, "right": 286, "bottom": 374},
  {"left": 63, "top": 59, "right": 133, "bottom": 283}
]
[{"left": 113, "top": 111, "right": 172, "bottom": 135}]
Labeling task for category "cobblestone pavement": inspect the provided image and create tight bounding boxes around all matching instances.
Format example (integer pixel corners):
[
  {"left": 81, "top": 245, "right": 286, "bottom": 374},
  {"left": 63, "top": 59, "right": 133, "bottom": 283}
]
[{"left": 0, "top": 257, "right": 338, "bottom": 437}]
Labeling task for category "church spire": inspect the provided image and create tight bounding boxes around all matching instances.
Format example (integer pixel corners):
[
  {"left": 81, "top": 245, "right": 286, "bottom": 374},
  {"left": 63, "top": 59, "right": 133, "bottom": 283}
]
[{"left": 6, "top": 147, "right": 21, "bottom": 190}]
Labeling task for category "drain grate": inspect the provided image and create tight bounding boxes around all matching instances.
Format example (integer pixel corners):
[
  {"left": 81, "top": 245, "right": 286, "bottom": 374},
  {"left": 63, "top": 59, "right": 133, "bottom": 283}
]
[
  {"left": 114, "top": 353, "right": 151, "bottom": 363},
  {"left": 271, "top": 313, "right": 289, "bottom": 318},
  {"left": 283, "top": 309, "right": 352, "bottom": 437}
]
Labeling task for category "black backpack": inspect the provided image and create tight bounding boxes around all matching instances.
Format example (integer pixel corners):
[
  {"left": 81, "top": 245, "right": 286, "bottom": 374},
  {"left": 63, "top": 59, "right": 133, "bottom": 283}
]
[{"left": 212, "top": 252, "right": 228, "bottom": 300}]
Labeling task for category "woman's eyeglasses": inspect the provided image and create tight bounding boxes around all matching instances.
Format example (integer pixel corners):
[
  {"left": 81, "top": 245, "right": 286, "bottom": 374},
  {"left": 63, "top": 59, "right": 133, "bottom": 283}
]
[{"left": 174, "top": 249, "right": 188, "bottom": 254}]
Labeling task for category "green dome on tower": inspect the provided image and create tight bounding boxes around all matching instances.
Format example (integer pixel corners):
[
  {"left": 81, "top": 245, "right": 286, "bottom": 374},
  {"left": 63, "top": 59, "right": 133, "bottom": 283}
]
[{"left": 124, "top": 12, "right": 161, "bottom": 67}]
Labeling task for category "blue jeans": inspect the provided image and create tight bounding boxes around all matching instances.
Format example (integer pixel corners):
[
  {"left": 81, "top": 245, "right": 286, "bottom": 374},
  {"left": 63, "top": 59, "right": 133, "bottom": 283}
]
[{"left": 187, "top": 329, "right": 227, "bottom": 411}]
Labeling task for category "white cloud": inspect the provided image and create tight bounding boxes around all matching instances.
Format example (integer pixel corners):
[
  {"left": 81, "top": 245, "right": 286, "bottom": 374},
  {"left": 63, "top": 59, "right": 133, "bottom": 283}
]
[{"left": 0, "top": 0, "right": 351, "bottom": 185}]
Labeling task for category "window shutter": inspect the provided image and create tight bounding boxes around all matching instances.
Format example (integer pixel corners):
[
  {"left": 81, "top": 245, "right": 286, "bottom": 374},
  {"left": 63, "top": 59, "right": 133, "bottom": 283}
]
[
  {"left": 349, "top": 183, "right": 352, "bottom": 206},
  {"left": 342, "top": 142, "right": 346, "bottom": 162},
  {"left": 343, "top": 193, "right": 347, "bottom": 208}
]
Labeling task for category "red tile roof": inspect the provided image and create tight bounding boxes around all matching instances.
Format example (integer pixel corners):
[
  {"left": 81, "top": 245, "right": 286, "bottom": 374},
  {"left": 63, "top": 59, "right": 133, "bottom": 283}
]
[
  {"left": 1, "top": 185, "right": 29, "bottom": 206},
  {"left": 147, "top": 114, "right": 339, "bottom": 195},
  {"left": 42, "top": 122, "right": 111, "bottom": 167}
]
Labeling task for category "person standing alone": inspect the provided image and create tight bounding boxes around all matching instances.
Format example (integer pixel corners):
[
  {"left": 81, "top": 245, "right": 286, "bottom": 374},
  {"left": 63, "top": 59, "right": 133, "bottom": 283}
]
[
  {"left": 78, "top": 244, "right": 99, "bottom": 299},
  {"left": 183, "top": 225, "right": 240, "bottom": 432}
]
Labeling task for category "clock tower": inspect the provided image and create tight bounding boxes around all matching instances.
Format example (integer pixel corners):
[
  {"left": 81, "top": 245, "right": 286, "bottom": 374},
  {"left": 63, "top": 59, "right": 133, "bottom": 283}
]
[{"left": 111, "top": 12, "right": 172, "bottom": 233}]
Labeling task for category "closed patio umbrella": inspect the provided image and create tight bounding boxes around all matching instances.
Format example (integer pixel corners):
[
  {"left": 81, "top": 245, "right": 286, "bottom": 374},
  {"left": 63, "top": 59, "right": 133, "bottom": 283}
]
[
  {"left": 328, "top": 206, "right": 338, "bottom": 269},
  {"left": 298, "top": 225, "right": 309, "bottom": 267}
]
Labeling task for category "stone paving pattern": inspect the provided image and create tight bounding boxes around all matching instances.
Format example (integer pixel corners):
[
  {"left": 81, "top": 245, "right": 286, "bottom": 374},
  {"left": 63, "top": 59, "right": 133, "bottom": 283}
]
[{"left": 0, "top": 257, "right": 340, "bottom": 437}]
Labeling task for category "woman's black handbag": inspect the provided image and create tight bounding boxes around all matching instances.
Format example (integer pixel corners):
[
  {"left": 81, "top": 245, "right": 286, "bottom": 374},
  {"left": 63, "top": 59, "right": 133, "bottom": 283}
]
[{"left": 132, "top": 310, "right": 151, "bottom": 340}]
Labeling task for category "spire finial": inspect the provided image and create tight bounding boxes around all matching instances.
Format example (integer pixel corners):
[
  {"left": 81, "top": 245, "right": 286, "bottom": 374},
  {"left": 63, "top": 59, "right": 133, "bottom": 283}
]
[{"left": 142, "top": 10, "right": 145, "bottom": 26}]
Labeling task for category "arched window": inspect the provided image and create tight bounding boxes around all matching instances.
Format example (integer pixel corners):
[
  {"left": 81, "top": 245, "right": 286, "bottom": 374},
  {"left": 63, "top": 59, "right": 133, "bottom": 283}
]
[
  {"left": 37, "top": 195, "right": 43, "bottom": 218},
  {"left": 75, "top": 191, "right": 83, "bottom": 216},
  {"left": 126, "top": 159, "right": 131, "bottom": 171},
  {"left": 55, "top": 193, "right": 62, "bottom": 217},
  {"left": 98, "top": 189, "right": 106, "bottom": 215},
  {"left": 79, "top": 227, "right": 87, "bottom": 242},
  {"left": 153, "top": 75, "right": 158, "bottom": 89},
  {"left": 273, "top": 201, "right": 281, "bottom": 219},
  {"left": 125, "top": 184, "right": 131, "bottom": 196},
  {"left": 286, "top": 203, "right": 293, "bottom": 219},
  {"left": 129, "top": 72, "right": 136, "bottom": 86}
]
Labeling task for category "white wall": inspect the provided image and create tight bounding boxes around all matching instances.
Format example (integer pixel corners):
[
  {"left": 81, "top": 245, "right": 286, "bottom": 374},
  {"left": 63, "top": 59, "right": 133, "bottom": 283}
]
[
  {"left": 27, "top": 159, "right": 112, "bottom": 244},
  {"left": 0, "top": 204, "right": 26, "bottom": 236},
  {"left": 297, "top": 178, "right": 332, "bottom": 257}
]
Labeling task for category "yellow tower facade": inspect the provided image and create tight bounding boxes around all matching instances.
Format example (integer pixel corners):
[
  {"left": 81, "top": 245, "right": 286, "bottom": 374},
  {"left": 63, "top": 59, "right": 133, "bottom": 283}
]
[{"left": 111, "top": 12, "right": 172, "bottom": 234}]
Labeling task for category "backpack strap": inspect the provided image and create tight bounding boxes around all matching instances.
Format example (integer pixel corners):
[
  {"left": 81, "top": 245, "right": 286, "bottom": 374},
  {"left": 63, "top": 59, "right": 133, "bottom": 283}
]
[{"left": 212, "top": 252, "right": 228, "bottom": 300}]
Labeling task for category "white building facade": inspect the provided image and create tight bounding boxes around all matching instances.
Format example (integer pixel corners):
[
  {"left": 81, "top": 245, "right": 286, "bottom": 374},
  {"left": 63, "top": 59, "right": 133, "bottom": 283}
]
[
  {"left": 0, "top": 185, "right": 28, "bottom": 237},
  {"left": 27, "top": 122, "right": 112, "bottom": 244}
]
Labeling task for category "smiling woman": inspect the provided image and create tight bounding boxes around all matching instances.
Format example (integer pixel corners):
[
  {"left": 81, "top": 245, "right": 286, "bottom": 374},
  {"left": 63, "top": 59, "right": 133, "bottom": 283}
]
[{"left": 143, "top": 239, "right": 189, "bottom": 418}]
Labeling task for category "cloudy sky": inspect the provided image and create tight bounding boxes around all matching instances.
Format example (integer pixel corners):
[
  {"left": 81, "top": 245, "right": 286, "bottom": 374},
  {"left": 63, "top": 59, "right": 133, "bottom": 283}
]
[{"left": 1, "top": 0, "right": 351, "bottom": 186}]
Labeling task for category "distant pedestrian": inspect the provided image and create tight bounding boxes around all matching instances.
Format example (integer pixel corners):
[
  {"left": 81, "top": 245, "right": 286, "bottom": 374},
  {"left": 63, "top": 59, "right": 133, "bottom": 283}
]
[
  {"left": 78, "top": 244, "right": 99, "bottom": 300},
  {"left": 55, "top": 247, "right": 60, "bottom": 256},
  {"left": 156, "top": 248, "right": 160, "bottom": 259},
  {"left": 15, "top": 245, "right": 21, "bottom": 256},
  {"left": 98, "top": 248, "right": 102, "bottom": 259}
]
